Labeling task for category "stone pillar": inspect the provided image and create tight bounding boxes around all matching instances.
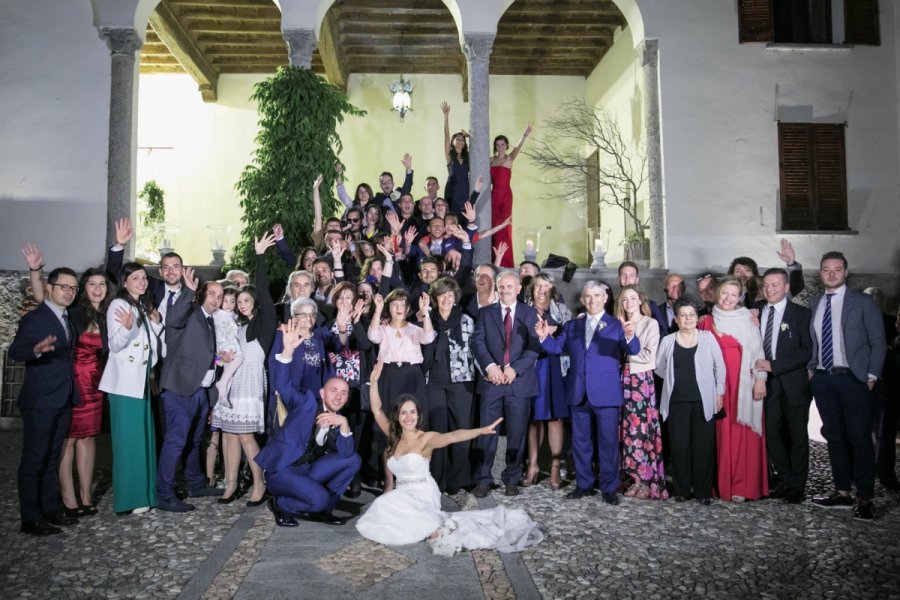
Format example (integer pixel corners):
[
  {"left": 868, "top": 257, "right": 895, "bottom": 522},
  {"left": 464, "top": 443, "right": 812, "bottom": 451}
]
[
  {"left": 463, "top": 33, "right": 494, "bottom": 265},
  {"left": 283, "top": 28, "right": 318, "bottom": 68},
  {"left": 100, "top": 27, "right": 143, "bottom": 255},
  {"left": 640, "top": 38, "right": 665, "bottom": 269}
]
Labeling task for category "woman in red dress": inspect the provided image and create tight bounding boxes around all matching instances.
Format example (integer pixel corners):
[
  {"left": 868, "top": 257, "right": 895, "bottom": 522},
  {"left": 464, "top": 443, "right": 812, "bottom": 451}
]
[
  {"left": 490, "top": 122, "right": 532, "bottom": 268},
  {"left": 698, "top": 276, "right": 769, "bottom": 502}
]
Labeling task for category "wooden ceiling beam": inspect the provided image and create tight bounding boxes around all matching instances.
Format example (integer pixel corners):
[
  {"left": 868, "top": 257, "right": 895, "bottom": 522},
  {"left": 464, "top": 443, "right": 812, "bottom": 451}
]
[
  {"left": 148, "top": 0, "right": 219, "bottom": 101},
  {"left": 175, "top": 7, "right": 280, "bottom": 21},
  {"left": 170, "top": 0, "right": 270, "bottom": 7},
  {"left": 318, "top": 10, "right": 349, "bottom": 92}
]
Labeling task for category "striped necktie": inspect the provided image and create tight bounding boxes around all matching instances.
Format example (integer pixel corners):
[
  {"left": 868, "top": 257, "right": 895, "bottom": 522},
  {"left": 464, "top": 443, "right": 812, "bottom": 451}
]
[
  {"left": 763, "top": 307, "right": 775, "bottom": 360},
  {"left": 821, "top": 294, "right": 834, "bottom": 370}
]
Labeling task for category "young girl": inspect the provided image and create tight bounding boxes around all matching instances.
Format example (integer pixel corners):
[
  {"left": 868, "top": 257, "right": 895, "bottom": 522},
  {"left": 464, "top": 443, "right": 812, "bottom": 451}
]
[{"left": 214, "top": 287, "right": 243, "bottom": 408}]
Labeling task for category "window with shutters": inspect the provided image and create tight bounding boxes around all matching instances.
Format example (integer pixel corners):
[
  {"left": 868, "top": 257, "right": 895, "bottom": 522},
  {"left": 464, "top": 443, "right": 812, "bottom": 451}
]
[
  {"left": 739, "top": 0, "right": 880, "bottom": 45},
  {"left": 778, "top": 123, "right": 848, "bottom": 231}
]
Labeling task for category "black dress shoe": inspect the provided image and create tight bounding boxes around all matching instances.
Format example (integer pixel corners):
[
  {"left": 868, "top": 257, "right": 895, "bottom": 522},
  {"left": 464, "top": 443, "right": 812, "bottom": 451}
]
[
  {"left": 853, "top": 499, "right": 875, "bottom": 522},
  {"left": 44, "top": 511, "right": 78, "bottom": 526},
  {"left": 697, "top": 497, "right": 712, "bottom": 506},
  {"left": 267, "top": 497, "right": 298, "bottom": 527},
  {"left": 80, "top": 505, "right": 98, "bottom": 516},
  {"left": 783, "top": 490, "right": 805, "bottom": 504},
  {"left": 674, "top": 495, "right": 688, "bottom": 503},
  {"left": 473, "top": 483, "right": 492, "bottom": 498},
  {"left": 811, "top": 491, "right": 853, "bottom": 509},
  {"left": 566, "top": 487, "right": 596, "bottom": 500},
  {"left": 187, "top": 484, "right": 225, "bottom": 498},
  {"left": 602, "top": 492, "right": 619, "bottom": 505},
  {"left": 769, "top": 485, "right": 789, "bottom": 500},
  {"left": 246, "top": 492, "right": 270, "bottom": 507},
  {"left": 345, "top": 482, "right": 362, "bottom": 499},
  {"left": 63, "top": 506, "right": 83, "bottom": 519},
  {"left": 156, "top": 498, "right": 195, "bottom": 513},
  {"left": 21, "top": 520, "right": 62, "bottom": 536},
  {"left": 504, "top": 484, "right": 519, "bottom": 497},
  {"left": 320, "top": 512, "right": 346, "bottom": 526}
]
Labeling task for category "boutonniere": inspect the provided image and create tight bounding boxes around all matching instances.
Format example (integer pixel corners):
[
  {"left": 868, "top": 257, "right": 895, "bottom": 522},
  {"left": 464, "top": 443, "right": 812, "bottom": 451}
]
[
  {"left": 597, "top": 320, "right": 607, "bottom": 331},
  {"left": 780, "top": 323, "right": 790, "bottom": 332}
]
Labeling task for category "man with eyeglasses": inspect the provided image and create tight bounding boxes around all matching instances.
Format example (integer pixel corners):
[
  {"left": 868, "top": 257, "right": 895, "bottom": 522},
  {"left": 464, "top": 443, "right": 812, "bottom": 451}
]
[
  {"left": 10, "top": 267, "right": 82, "bottom": 535},
  {"left": 372, "top": 153, "right": 414, "bottom": 212}
]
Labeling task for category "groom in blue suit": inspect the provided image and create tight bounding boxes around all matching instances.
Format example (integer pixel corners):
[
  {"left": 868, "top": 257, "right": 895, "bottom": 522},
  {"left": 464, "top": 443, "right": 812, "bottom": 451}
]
[
  {"left": 538, "top": 280, "right": 640, "bottom": 505},
  {"left": 255, "top": 320, "right": 360, "bottom": 527}
]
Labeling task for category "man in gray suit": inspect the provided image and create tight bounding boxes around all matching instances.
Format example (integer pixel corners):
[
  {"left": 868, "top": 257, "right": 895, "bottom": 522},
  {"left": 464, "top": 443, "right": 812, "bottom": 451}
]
[
  {"left": 156, "top": 269, "right": 230, "bottom": 512},
  {"left": 807, "top": 251, "right": 886, "bottom": 521}
]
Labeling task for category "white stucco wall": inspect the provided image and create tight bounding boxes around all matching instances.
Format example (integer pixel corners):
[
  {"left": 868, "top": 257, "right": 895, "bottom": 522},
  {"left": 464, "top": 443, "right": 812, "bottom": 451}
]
[
  {"left": 0, "top": 1, "right": 112, "bottom": 270},
  {"left": 638, "top": 0, "right": 900, "bottom": 273}
]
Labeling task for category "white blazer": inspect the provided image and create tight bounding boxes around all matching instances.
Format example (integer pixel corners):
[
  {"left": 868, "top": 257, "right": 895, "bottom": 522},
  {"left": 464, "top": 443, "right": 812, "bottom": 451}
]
[{"left": 99, "top": 298, "right": 164, "bottom": 399}]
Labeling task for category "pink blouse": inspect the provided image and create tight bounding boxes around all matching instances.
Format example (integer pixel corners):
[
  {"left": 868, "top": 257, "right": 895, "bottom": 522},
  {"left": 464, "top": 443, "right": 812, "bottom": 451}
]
[{"left": 368, "top": 323, "right": 437, "bottom": 365}]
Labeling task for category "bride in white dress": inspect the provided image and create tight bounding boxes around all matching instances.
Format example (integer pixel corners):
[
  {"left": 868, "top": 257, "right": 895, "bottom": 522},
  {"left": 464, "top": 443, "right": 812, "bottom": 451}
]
[{"left": 355, "top": 361, "right": 543, "bottom": 556}]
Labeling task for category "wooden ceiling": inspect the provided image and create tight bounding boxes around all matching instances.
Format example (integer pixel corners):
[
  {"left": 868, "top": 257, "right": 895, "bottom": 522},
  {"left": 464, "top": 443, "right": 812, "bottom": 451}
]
[{"left": 139, "top": 0, "right": 627, "bottom": 101}]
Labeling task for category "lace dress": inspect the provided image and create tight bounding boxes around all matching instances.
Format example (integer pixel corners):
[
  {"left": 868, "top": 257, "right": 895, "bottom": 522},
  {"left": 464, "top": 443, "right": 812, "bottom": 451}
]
[
  {"left": 356, "top": 453, "right": 543, "bottom": 555},
  {"left": 212, "top": 326, "right": 266, "bottom": 434}
]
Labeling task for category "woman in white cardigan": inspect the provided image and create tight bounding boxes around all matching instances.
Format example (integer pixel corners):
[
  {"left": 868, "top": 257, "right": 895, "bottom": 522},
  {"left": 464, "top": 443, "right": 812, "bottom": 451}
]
[
  {"left": 656, "top": 299, "right": 726, "bottom": 504},
  {"left": 615, "top": 284, "right": 666, "bottom": 499},
  {"left": 99, "top": 262, "right": 163, "bottom": 514}
]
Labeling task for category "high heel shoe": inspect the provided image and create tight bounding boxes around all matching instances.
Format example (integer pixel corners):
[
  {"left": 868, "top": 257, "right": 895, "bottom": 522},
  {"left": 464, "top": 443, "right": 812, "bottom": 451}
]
[
  {"left": 550, "top": 460, "right": 562, "bottom": 491},
  {"left": 522, "top": 464, "right": 540, "bottom": 487},
  {"left": 217, "top": 482, "right": 240, "bottom": 504},
  {"left": 246, "top": 491, "right": 270, "bottom": 507}
]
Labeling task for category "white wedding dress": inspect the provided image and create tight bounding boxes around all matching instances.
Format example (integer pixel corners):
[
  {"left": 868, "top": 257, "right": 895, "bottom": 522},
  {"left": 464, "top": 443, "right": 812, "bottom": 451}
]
[{"left": 355, "top": 454, "right": 543, "bottom": 556}]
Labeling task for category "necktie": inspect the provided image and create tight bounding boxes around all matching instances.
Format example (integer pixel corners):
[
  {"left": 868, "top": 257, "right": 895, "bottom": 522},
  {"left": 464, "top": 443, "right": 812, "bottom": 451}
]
[
  {"left": 763, "top": 306, "right": 775, "bottom": 360},
  {"left": 585, "top": 317, "right": 596, "bottom": 349},
  {"left": 822, "top": 294, "right": 834, "bottom": 370},
  {"left": 61, "top": 311, "right": 72, "bottom": 344},
  {"left": 167, "top": 290, "right": 176, "bottom": 310},
  {"left": 503, "top": 307, "right": 512, "bottom": 365},
  {"left": 207, "top": 314, "right": 217, "bottom": 368}
]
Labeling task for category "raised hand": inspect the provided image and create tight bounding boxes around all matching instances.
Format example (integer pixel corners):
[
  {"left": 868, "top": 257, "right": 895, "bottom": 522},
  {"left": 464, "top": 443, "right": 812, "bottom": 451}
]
[
  {"left": 183, "top": 266, "right": 199, "bottom": 291},
  {"left": 493, "top": 241, "right": 509, "bottom": 265},
  {"left": 336, "top": 302, "right": 352, "bottom": 330},
  {"left": 776, "top": 239, "right": 796, "bottom": 265},
  {"left": 498, "top": 215, "right": 512, "bottom": 229},
  {"left": 418, "top": 291, "right": 430, "bottom": 314},
  {"left": 523, "top": 121, "right": 533, "bottom": 137},
  {"left": 115, "top": 217, "right": 134, "bottom": 246},
  {"left": 351, "top": 298, "right": 365, "bottom": 323},
  {"left": 401, "top": 153, "right": 413, "bottom": 171},
  {"left": 375, "top": 243, "right": 392, "bottom": 260},
  {"left": 280, "top": 319, "right": 302, "bottom": 354},
  {"left": 254, "top": 232, "right": 276, "bottom": 255},
  {"left": 33, "top": 335, "right": 57, "bottom": 355},
  {"left": 373, "top": 293, "right": 384, "bottom": 313},
  {"left": 114, "top": 306, "right": 135, "bottom": 330},
  {"left": 313, "top": 174, "right": 324, "bottom": 189},
  {"left": 385, "top": 211, "right": 402, "bottom": 234},
  {"left": 447, "top": 224, "right": 468, "bottom": 242},
  {"left": 462, "top": 201, "right": 476, "bottom": 224},
  {"left": 334, "top": 162, "right": 343, "bottom": 176},
  {"left": 535, "top": 315, "right": 551, "bottom": 339},
  {"left": 21, "top": 241, "right": 44, "bottom": 271},
  {"left": 329, "top": 237, "right": 343, "bottom": 258},
  {"left": 440, "top": 101, "right": 450, "bottom": 116},
  {"left": 272, "top": 223, "right": 285, "bottom": 240},
  {"left": 473, "top": 175, "right": 484, "bottom": 193},
  {"left": 402, "top": 227, "right": 418, "bottom": 250}
]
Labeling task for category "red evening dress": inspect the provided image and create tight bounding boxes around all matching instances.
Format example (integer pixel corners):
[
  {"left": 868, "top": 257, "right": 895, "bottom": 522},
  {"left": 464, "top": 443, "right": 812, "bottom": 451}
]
[
  {"left": 698, "top": 316, "right": 769, "bottom": 501},
  {"left": 490, "top": 165, "right": 514, "bottom": 268},
  {"left": 69, "top": 331, "right": 104, "bottom": 438}
]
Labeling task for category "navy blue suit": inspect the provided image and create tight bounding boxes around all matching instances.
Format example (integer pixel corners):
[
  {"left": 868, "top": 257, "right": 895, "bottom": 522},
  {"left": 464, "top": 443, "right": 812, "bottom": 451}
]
[
  {"left": 541, "top": 313, "right": 640, "bottom": 493},
  {"left": 471, "top": 302, "right": 540, "bottom": 486},
  {"left": 9, "top": 302, "right": 80, "bottom": 522},
  {"left": 256, "top": 357, "right": 360, "bottom": 514}
]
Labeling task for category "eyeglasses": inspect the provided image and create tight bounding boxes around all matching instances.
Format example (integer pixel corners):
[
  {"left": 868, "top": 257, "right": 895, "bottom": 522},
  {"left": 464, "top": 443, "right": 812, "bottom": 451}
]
[
  {"left": 347, "top": 218, "right": 361, "bottom": 223},
  {"left": 292, "top": 312, "right": 316, "bottom": 319},
  {"left": 50, "top": 283, "right": 79, "bottom": 293}
]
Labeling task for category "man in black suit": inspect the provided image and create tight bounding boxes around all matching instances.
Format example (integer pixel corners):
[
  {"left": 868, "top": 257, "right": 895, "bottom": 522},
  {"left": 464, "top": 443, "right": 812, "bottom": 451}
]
[
  {"left": 660, "top": 273, "right": 685, "bottom": 334},
  {"left": 9, "top": 267, "right": 81, "bottom": 535},
  {"left": 156, "top": 269, "right": 228, "bottom": 512},
  {"left": 754, "top": 268, "right": 813, "bottom": 504}
]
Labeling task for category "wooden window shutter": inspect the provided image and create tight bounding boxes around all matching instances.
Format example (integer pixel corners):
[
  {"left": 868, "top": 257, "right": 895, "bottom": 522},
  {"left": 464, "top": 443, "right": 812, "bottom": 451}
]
[
  {"left": 778, "top": 123, "right": 848, "bottom": 231},
  {"left": 739, "top": 0, "right": 775, "bottom": 43},
  {"left": 812, "top": 125, "right": 848, "bottom": 230},
  {"left": 845, "top": 0, "right": 880, "bottom": 45}
]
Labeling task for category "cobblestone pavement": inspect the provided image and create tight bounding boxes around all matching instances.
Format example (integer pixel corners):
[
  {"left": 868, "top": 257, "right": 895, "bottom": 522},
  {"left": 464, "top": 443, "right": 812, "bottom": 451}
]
[{"left": 1, "top": 428, "right": 898, "bottom": 599}]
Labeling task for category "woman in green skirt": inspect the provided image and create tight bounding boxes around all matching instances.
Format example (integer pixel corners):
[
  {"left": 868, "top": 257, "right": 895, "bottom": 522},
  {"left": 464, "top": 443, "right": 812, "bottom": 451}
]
[{"left": 99, "top": 262, "right": 163, "bottom": 514}]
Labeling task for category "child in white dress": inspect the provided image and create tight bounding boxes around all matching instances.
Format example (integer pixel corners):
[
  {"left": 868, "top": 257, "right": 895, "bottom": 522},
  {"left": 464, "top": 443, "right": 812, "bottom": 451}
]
[{"left": 214, "top": 288, "right": 243, "bottom": 408}]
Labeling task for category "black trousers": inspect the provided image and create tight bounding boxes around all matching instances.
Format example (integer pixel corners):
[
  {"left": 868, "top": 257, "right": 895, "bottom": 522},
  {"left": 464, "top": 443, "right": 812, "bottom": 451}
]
[
  {"left": 667, "top": 401, "right": 716, "bottom": 499},
  {"left": 876, "top": 380, "right": 899, "bottom": 483},
  {"left": 19, "top": 407, "right": 72, "bottom": 522},
  {"left": 764, "top": 379, "right": 811, "bottom": 492},
  {"left": 427, "top": 381, "right": 475, "bottom": 491}
]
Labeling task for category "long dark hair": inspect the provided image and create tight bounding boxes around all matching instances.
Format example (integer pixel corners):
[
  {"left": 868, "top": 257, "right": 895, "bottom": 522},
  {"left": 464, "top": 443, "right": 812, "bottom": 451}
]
[
  {"left": 355, "top": 183, "right": 375, "bottom": 205},
  {"left": 116, "top": 262, "right": 154, "bottom": 314},
  {"left": 449, "top": 132, "right": 469, "bottom": 163},
  {"left": 76, "top": 267, "right": 112, "bottom": 330},
  {"left": 386, "top": 394, "right": 423, "bottom": 458},
  {"left": 235, "top": 285, "right": 258, "bottom": 324}
]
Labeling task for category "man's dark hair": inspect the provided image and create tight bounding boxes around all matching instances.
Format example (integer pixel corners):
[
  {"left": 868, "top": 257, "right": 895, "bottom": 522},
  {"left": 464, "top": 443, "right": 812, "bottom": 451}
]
[
  {"left": 820, "top": 250, "right": 848, "bottom": 269},
  {"left": 312, "top": 257, "right": 333, "bottom": 270},
  {"left": 380, "top": 171, "right": 394, "bottom": 181},
  {"left": 618, "top": 260, "right": 639, "bottom": 275},
  {"left": 47, "top": 267, "right": 78, "bottom": 285},
  {"left": 519, "top": 260, "right": 541, "bottom": 272},
  {"left": 197, "top": 280, "right": 218, "bottom": 306},
  {"left": 762, "top": 267, "right": 789, "bottom": 282},
  {"left": 160, "top": 252, "right": 183, "bottom": 265},
  {"left": 728, "top": 256, "right": 759, "bottom": 276}
]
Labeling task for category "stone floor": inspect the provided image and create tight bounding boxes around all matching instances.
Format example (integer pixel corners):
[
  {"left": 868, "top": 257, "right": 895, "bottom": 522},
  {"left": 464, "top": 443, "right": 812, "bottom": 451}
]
[{"left": 1, "top": 428, "right": 898, "bottom": 600}]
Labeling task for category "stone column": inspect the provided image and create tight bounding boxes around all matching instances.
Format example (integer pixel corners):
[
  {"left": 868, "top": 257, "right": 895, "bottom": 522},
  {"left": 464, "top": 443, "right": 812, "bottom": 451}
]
[
  {"left": 463, "top": 33, "right": 494, "bottom": 265},
  {"left": 283, "top": 28, "right": 318, "bottom": 68},
  {"left": 640, "top": 38, "right": 665, "bottom": 269},
  {"left": 100, "top": 27, "right": 143, "bottom": 255}
]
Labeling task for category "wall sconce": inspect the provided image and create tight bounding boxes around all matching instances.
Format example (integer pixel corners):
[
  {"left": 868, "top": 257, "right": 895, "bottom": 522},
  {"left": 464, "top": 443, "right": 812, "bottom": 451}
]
[{"left": 390, "top": 75, "right": 413, "bottom": 121}]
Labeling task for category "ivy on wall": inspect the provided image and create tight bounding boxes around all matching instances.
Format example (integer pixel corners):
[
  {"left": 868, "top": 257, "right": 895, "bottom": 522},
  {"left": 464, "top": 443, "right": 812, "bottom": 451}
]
[{"left": 229, "top": 66, "right": 365, "bottom": 287}]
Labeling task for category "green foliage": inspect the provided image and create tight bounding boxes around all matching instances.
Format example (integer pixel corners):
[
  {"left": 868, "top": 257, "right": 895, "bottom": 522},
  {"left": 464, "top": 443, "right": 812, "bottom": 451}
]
[
  {"left": 229, "top": 66, "right": 365, "bottom": 286},
  {"left": 138, "top": 180, "right": 166, "bottom": 224}
]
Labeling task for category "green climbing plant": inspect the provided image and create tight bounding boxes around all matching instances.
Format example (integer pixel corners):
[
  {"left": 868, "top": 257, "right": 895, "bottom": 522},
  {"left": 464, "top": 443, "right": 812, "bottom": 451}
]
[
  {"left": 229, "top": 66, "right": 365, "bottom": 286},
  {"left": 137, "top": 180, "right": 166, "bottom": 260}
]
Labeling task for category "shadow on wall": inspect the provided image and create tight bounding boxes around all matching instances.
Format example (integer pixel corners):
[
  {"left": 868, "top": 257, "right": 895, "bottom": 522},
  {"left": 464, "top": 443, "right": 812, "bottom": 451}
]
[{"left": 0, "top": 197, "right": 108, "bottom": 272}]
